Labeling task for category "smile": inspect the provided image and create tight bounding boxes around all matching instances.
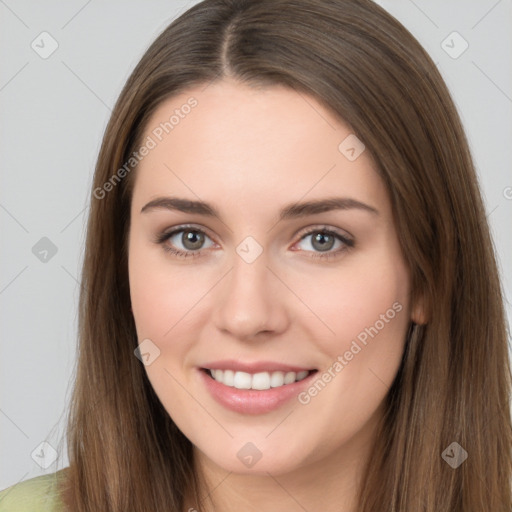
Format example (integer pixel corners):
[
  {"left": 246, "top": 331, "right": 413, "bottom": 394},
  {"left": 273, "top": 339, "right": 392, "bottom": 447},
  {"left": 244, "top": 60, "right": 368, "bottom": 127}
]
[
  {"left": 205, "top": 368, "right": 314, "bottom": 390},
  {"left": 198, "top": 364, "right": 319, "bottom": 414}
]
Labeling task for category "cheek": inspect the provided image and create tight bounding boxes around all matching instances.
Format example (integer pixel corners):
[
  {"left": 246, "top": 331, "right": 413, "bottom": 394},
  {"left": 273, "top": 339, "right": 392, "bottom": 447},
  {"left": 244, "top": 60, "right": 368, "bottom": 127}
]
[
  {"left": 128, "top": 239, "right": 207, "bottom": 421},
  {"left": 287, "top": 251, "right": 410, "bottom": 447},
  {"left": 128, "top": 234, "right": 216, "bottom": 366},
  {"left": 129, "top": 228, "right": 192, "bottom": 336},
  {"left": 308, "top": 246, "right": 411, "bottom": 368}
]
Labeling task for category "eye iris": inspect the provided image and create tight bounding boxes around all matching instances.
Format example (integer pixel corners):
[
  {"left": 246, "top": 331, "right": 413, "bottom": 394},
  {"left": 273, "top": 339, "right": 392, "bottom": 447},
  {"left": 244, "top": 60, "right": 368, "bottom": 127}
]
[
  {"left": 182, "top": 230, "right": 204, "bottom": 250},
  {"left": 312, "top": 232, "right": 335, "bottom": 252}
]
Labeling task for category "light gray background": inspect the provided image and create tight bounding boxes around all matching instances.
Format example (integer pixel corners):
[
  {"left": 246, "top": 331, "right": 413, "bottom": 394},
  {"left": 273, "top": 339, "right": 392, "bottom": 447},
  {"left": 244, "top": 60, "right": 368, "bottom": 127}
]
[{"left": 1, "top": 0, "right": 511, "bottom": 490}]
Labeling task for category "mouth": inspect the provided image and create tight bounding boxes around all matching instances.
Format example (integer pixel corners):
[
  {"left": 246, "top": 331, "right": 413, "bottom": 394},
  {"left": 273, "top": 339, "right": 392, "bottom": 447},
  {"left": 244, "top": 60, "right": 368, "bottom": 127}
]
[
  {"left": 201, "top": 368, "right": 316, "bottom": 390},
  {"left": 198, "top": 364, "right": 319, "bottom": 414}
]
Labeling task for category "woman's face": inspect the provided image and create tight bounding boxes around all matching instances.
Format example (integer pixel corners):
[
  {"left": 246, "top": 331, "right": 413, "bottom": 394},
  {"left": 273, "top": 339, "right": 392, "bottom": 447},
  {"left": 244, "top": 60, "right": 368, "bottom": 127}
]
[{"left": 128, "top": 78, "right": 423, "bottom": 476}]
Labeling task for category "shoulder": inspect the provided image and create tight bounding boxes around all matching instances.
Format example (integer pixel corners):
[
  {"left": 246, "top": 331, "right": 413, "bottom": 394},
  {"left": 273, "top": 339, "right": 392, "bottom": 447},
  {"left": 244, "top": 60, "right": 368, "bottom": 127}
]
[{"left": 0, "top": 468, "right": 69, "bottom": 512}]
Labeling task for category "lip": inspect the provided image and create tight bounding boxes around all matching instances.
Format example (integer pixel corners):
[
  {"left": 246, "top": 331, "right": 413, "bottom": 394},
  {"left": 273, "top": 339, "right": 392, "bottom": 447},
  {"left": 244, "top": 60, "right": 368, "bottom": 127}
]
[
  {"left": 198, "top": 365, "right": 318, "bottom": 415},
  {"left": 201, "top": 359, "right": 315, "bottom": 374}
]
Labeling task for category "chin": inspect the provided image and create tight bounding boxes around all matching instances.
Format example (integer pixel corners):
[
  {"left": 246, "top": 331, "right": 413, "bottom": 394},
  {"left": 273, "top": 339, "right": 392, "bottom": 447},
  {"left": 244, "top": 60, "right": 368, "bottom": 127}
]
[{"left": 196, "top": 437, "right": 315, "bottom": 477}]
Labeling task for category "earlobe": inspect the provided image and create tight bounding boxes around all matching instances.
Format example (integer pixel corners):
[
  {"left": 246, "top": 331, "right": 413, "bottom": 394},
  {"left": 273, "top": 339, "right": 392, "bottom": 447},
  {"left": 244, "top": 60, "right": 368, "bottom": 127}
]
[{"left": 411, "top": 293, "right": 428, "bottom": 325}]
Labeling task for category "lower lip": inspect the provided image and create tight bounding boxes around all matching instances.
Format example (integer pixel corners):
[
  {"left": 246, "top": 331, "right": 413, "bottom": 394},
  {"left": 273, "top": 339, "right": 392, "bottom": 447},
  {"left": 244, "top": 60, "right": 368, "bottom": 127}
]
[{"left": 198, "top": 369, "right": 317, "bottom": 415}]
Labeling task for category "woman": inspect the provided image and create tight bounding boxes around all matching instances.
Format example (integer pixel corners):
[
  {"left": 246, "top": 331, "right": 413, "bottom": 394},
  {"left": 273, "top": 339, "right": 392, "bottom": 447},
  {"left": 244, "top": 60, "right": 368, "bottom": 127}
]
[{"left": 1, "top": 0, "right": 510, "bottom": 510}]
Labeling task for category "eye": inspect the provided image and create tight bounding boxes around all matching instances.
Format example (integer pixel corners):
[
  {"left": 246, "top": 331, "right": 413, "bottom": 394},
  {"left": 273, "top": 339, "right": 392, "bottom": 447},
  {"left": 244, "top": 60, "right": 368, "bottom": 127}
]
[
  {"left": 154, "top": 225, "right": 215, "bottom": 259},
  {"left": 292, "top": 226, "right": 354, "bottom": 260},
  {"left": 154, "top": 224, "right": 354, "bottom": 260}
]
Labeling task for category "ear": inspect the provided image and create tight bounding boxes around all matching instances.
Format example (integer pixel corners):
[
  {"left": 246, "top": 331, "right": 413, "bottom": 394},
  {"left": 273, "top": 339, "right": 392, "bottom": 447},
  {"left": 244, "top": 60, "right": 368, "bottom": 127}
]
[{"left": 411, "top": 291, "right": 428, "bottom": 325}]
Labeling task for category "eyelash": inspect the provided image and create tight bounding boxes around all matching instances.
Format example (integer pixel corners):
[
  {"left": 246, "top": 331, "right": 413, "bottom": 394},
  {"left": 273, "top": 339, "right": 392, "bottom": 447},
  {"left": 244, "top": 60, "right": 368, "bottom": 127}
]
[{"left": 153, "top": 224, "right": 355, "bottom": 261}]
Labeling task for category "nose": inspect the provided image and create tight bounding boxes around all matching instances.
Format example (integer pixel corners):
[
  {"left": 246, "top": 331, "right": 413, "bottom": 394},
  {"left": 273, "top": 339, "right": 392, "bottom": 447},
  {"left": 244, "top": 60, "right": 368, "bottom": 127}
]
[{"left": 212, "top": 249, "right": 290, "bottom": 341}]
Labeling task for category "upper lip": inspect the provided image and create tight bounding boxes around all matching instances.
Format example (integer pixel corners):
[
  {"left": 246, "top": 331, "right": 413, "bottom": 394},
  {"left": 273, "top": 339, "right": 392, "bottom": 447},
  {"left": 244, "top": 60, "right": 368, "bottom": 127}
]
[{"left": 200, "top": 360, "right": 316, "bottom": 374}]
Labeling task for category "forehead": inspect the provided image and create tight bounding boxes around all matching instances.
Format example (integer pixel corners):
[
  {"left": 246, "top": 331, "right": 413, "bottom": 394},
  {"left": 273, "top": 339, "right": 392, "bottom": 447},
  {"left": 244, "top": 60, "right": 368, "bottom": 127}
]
[{"left": 132, "top": 78, "right": 388, "bottom": 219}]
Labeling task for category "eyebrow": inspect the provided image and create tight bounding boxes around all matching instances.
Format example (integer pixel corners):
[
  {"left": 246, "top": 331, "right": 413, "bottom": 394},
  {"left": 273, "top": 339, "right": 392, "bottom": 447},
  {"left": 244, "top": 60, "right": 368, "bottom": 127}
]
[{"left": 140, "top": 196, "right": 379, "bottom": 220}]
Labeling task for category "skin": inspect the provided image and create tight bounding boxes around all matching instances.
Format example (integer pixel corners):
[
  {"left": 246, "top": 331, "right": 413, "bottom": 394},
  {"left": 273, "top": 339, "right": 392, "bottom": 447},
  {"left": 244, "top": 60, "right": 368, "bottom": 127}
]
[{"left": 128, "top": 77, "right": 425, "bottom": 512}]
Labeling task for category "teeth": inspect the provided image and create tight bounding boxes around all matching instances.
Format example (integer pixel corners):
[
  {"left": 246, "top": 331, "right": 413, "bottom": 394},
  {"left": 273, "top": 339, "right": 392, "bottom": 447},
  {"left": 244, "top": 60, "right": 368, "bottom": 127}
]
[
  {"left": 284, "top": 371, "right": 296, "bottom": 385},
  {"left": 223, "top": 369, "right": 234, "bottom": 386},
  {"left": 207, "top": 369, "right": 311, "bottom": 390},
  {"left": 233, "top": 371, "right": 252, "bottom": 389},
  {"left": 270, "top": 371, "right": 284, "bottom": 388},
  {"left": 252, "top": 372, "right": 270, "bottom": 390},
  {"left": 296, "top": 370, "right": 309, "bottom": 380}
]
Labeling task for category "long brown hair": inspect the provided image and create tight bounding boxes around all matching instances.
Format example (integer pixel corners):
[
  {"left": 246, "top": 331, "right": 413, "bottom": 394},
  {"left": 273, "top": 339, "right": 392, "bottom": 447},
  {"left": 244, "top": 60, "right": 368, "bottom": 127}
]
[{"left": 60, "top": 0, "right": 512, "bottom": 510}]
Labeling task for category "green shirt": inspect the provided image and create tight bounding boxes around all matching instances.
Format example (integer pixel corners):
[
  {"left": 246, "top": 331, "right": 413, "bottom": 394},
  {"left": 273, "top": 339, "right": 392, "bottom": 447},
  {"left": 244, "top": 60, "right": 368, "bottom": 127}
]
[{"left": 0, "top": 468, "right": 68, "bottom": 512}]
